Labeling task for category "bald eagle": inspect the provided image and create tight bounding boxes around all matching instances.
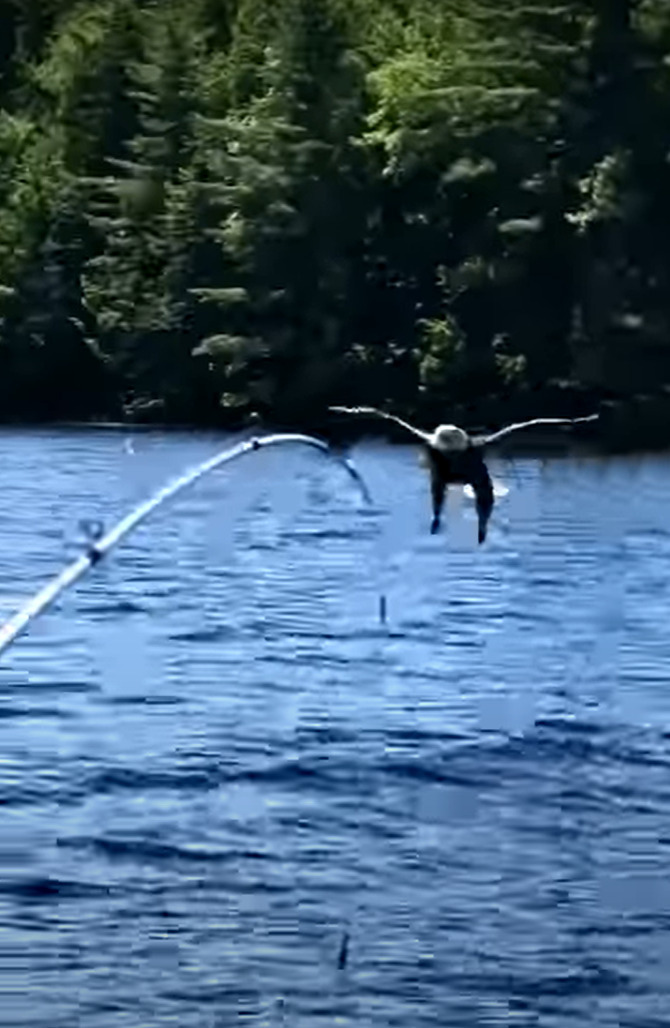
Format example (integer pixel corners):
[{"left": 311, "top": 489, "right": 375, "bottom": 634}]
[{"left": 330, "top": 406, "right": 598, "bottom": 543}]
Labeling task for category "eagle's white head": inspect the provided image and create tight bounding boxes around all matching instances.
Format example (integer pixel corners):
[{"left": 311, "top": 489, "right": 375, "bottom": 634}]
[{"left": 428, "top": 424, "right": 470, "bottom": 453}]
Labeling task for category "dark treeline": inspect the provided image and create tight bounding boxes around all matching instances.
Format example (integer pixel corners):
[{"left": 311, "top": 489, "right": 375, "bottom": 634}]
[{"left": 1, "top": 0, "right": 669, "bottom": 440}]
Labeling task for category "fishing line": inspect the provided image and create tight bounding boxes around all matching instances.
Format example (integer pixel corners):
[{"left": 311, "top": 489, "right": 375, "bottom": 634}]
[{"left": 0, "top": 433, "right": 372, "bottom": 660}]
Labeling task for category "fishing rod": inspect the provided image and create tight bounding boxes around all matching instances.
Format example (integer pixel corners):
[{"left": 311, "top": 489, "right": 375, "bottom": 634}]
[{"left": 0, "top": 433, "right": 372, "bottom": 660}]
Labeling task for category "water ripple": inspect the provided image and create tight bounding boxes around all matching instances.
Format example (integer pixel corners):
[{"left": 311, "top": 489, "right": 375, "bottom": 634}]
[{"left": 3, "top": 434, "right": 670, "bottom": 1027}]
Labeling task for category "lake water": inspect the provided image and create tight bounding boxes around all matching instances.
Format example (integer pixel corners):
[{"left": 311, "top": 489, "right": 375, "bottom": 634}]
[{"left": 3, "top": 428, "right": 670, "bottom": 1027}]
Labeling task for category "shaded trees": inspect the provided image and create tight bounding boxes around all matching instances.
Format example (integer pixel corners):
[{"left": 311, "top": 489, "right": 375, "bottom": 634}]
[
  {"left": 193, "top": 0, "right": 371, "bottom": 422},
  {"left": 0, "top": 0, "right": 668, "bottom": 430}
]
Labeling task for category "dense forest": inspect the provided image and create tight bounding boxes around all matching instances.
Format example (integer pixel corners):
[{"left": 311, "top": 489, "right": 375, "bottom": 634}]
[{"left": 0, "top": 0, "right": 669, "bottom": 442}]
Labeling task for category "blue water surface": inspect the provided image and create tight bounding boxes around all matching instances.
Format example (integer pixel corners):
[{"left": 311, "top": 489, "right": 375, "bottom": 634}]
[{"left": 2, "top": 427, "right": 670, "bottom": 1027}]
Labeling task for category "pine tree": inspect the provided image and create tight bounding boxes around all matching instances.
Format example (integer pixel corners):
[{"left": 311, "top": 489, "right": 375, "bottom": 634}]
[
  {"left": 359, "top": 0, "right": 589, "bottom": 410},
  {"left": 192, "top": 0, "right": 371, "bottom": 422},
  {"left": 0, "top": 186, "right": 107, "bottom": 418},
  {"left": 81, "top": 2, "right": 213, "bottom": 420},
  {"left": 565, "top": 0, "right": 670, "bottom": 395}
]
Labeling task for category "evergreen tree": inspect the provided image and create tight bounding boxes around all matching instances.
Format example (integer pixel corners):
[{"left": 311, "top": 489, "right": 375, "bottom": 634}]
[
  {"left": 0, "top": 0, "right": 669, "bottom": 432},
  {"left": 81, "top": 3, "right": 213, "bottom": 420},
  {"left": 193, "top": 0, "right": 370, "bottom": 422}
]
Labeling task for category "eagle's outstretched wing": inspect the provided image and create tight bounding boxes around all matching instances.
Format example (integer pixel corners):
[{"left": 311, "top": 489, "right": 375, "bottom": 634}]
[
  {"left": 472, "top": 413, "right": 598, "bottom": 448},
  {"left": 329, "top": 406, "right": 432, "bottom": 446}
]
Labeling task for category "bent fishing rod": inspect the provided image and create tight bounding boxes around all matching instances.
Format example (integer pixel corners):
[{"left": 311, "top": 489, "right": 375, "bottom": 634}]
[{"left": 0, "top": 433, "right": 372, "bottom": 660}]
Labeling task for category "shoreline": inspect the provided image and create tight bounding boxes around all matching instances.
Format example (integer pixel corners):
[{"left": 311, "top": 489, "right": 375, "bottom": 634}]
[
  {"left": 0, "top": 416, "right": 665, "bottom": 459},
  {"left": 0, "top": 388, "right": 669, "bottom": 455}
]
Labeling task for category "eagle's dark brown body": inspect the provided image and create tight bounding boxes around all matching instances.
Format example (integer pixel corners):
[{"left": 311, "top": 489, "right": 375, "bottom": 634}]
[
  {"left": 329, "top": 405, "right": 598, "bottom": 544},
  {"left": 428, "top": 445, "right": 494, "bottom": 543}
]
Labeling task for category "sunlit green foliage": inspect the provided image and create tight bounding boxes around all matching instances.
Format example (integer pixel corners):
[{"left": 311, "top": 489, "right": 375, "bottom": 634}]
[{"left": 0, "top": 0, "right": 669, "bottom": 426}]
